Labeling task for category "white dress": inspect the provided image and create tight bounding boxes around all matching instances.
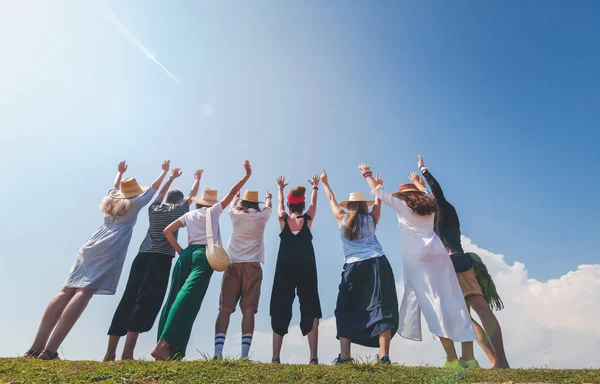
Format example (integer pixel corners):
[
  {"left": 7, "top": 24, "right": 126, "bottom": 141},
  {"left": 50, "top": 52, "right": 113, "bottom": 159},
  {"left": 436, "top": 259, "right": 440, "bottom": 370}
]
[
  {"left": 374, "top": 186, "right": 475, "bottom": 342},
  {"left": 64, "top": 188, "right": 156, "bottom": 295}
]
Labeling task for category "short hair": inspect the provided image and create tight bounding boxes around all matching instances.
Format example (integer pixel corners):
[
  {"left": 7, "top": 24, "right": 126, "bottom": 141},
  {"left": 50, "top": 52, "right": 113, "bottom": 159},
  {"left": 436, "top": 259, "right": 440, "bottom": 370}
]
[{"left": 166, "top": 190, "right": 184, "bottom": 204}]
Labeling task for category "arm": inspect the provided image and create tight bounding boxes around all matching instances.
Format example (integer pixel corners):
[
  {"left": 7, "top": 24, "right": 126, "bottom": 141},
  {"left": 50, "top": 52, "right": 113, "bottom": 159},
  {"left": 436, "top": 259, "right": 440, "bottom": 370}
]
[
  {"left": 163, "top": 219, "right": 185, "bottom": 255},
  {"left": 320, "top": 169, "right": 345, "bottom": 224},
  {"left": 370, "top": 185, "right": 382, "bottom": 225},
  {"left": 359, "top": 164, "right": 397, "bottom": 208},
  {"left": 418, "top": 154, "right": 445, "bottom": 201},
  {"left": 305, "top": 174, "right": 320, "bottom": 219},
  {"left": 265, "top": 190, "right": 273, "bottom": 210},
  {"left": 220, "top": 160, "right": 252, "bottom": 209},
  {"left": 186, "top": 169, "right": 203, "bottom": 202},
  {"left": 150, "top": 160, "right": 171, "bottom": 191},
  {"left": 155, "top": 168, "right": 182, "bottom": 204},
  {"left": 113, "top": 161, "right": 127, "bottom": 189},
  {"left": 276, "top": 176, "right": 288, "bottom": 218}
]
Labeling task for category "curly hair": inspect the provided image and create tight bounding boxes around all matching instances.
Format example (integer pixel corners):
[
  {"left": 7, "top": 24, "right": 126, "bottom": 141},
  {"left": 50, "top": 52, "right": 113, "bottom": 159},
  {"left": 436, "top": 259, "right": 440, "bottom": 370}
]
[
  {"left": 100, "top": 195, "right": 132, "bottom": 217},
  {"left": 395, "top": 191, "right": 438, "bottom": 216}
]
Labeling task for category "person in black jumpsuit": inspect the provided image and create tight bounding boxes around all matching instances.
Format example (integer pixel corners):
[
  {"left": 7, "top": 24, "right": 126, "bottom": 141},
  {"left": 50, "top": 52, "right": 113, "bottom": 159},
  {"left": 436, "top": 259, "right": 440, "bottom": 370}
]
[
  {"left": 412, "top": 155, "right": 509, "bottom": 369},
  {"left": 270, "top": 176, "right": 322, "bottom": 365}
]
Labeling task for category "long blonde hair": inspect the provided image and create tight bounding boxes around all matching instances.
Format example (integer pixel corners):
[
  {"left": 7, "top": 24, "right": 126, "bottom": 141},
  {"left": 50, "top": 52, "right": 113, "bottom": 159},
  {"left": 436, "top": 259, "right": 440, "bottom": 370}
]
[{"left": 100, "top": 195, "right": 133, "bottom": 217}]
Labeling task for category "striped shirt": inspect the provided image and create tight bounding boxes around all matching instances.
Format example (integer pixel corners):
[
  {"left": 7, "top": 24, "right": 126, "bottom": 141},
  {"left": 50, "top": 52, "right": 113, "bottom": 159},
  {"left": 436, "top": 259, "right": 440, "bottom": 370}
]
[{"left": 139, "top": 200, "right": 190, "bottom": 257}]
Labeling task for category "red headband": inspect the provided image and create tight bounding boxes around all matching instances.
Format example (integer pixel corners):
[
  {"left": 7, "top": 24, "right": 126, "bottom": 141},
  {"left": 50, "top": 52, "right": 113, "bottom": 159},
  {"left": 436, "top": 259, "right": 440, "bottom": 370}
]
[{"left": 287, "top": 194, "right": 305, "bottom": 205}]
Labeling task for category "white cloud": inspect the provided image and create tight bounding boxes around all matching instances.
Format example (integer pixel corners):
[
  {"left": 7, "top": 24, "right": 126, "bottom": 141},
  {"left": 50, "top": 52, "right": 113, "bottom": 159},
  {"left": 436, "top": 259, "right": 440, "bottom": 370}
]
[{"left": 244, "top": 236, "right": 600, "bottom": 368}]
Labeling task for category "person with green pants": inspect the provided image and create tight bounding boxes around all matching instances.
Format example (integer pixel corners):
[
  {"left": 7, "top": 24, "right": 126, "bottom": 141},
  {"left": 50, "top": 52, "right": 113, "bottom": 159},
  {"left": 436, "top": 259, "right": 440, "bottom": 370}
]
[{"left": 151, "top": 161, "right": 252, "bottom": 360}]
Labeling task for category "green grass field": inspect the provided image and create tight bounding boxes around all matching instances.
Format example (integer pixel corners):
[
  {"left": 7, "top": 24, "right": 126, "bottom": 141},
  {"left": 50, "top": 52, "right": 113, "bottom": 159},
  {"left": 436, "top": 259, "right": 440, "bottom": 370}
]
[{"left": 1, "top": 358, "right": 598, "bottom": 383}]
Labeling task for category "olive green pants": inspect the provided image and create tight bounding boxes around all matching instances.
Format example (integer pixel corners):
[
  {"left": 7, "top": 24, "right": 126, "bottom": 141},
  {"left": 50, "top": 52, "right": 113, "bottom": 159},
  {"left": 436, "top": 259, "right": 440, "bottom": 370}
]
[{"left": 157, "top": 244, "right": 213, "bottom": 359}]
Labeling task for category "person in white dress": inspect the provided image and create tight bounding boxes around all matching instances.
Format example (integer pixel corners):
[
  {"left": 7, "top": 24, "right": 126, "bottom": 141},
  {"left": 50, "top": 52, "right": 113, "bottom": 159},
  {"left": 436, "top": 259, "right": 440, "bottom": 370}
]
[
  {"left": 359, "top": 163, "right": 475, "bottom": 369},
  {"left": 25, "top": 160, "right": 171, "bottom": 360}
]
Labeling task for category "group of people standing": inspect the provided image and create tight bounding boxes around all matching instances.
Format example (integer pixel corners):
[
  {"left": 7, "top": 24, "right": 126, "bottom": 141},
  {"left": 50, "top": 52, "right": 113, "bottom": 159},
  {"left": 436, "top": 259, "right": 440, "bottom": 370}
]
[{"left": 23, "top": 156, "right": 509, "bottom": 369}]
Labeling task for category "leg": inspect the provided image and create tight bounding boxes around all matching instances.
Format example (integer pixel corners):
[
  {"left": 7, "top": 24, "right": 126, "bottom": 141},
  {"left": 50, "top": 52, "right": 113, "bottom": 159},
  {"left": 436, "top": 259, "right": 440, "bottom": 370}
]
[
  {"left": 297, "top": 263, "right": 322, "bottom": 362},
  {"left": 306, "top": 318, "right": 319, "bottom": 361},
  {"left": 272, "top": 332, "right": 284, "bottom": 363},
  {"left": 269, "top": 262, "right": 295, "bottom": 361},
  {"left": 239, "top": 263, "right": 261, "bottom": 359},
  {"left": 340, "top": 337, "right": 352, "bottom": 360},
  {"left": 378, "top": 329, "right": 392, "bottom": 357},
  {"left": 121, "top": 332, "right": 139, "bottom": 360},
  {"left": 214, "top": 308, "right": 233, "bottom": 359},
  {"left": 461, "top": 341, "right": 475, "bottom": 362},
  {"left": 468, "top": 295, "right": 509, "bottom": 368},
  {"left": 439, "top": 337, "right": 459, "bottom": 362},
  {"left": 241, "top": 309, "right": 255, "bottom": 358},
  {"left": 472, "top": 317, "right": 495, "bottom": 365},
  {"left": 103, "top": 336, "right": 120, "bottom": 361},
  {"left": 42, "top": 288, "right": 97, "bottom": 355},
  {"left": 214, "top": 265, "right": 241, "bottom": 358},
  {"left": 29, "top": 288, "right": 77, "bottom": 353}
]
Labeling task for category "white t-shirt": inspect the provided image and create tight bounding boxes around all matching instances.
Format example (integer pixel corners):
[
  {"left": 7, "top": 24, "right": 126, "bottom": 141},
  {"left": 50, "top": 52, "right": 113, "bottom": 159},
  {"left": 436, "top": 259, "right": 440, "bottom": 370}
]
[
  {"left": 179, "top": 203, "right": 224, "bottom": 245},
  {"left": 227, "top": 206, "right": 272, "bottom": 263}
]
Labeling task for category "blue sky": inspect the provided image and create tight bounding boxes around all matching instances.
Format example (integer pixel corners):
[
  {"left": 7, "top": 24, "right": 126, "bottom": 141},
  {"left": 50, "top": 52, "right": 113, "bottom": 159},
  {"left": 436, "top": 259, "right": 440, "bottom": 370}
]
[{"left": 0, "top": 0, "right": 598, "bottom": 365}]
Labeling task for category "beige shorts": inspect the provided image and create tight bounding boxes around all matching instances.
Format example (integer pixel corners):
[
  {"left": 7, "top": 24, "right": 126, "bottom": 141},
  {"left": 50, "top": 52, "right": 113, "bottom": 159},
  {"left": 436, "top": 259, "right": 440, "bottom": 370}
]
[
  {"left": 219, "top": 262, "right": 263, "bottom": 313},
  {"left": 456, "top": 266, "right": 484, "bottom": 298}
]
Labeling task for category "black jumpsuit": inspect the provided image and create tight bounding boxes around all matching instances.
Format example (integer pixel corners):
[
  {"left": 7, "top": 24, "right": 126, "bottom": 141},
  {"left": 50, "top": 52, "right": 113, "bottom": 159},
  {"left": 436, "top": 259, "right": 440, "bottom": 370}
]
[{"left": 270, "top": 214, "right": 322, "bottom": 336}]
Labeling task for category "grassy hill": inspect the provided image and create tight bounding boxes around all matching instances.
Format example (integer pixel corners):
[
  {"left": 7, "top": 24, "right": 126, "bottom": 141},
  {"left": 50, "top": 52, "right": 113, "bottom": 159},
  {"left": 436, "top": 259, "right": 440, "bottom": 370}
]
[{"left": 1, "top": 358, "right": 598, "bottom": 383}]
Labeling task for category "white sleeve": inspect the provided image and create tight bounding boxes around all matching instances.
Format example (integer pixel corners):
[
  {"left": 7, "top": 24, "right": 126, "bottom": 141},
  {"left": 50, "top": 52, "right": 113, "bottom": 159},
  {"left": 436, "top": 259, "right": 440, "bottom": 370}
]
[{"left": 372, "top": 185, "right": 409, "bottom": 215}]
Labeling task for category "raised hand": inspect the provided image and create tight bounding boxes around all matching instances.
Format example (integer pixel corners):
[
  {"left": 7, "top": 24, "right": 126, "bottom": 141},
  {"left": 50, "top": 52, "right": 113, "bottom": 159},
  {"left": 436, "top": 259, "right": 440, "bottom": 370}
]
[
  {"left": 375, "top": 173, "right": 384, "bottom": 186},
  {"left": 277, "top": 176, "right": 288, "bottom": 190},
  {"left": 161, "top": 160, "right": 171, "bottom": 172},
  {"left": 320, "top": 169, "right": 329, "bottom": 185},
  {"left": 266, "top": 190, "right": 273, "bottom": 199},
  {"left": 244, "top": 160, "right": 252, "bottom": 176},
  {"left": 418, "top": 154, "right": 424, "bottom": 169},
  {"left": 171, "top": 168, "right": 183, "bottom": 179},
  {"left": 308, "top": 174, "right": 320, "bottom": 188},
  {"left": 358, "top": 163, "right": 373, "bottom": 178},
  {"left": 117, "top": 161, "right": 128, "bottom": 174},
  {"left": 410, "top": 172, "right": 425, "bottom": 189},
  {"left": 194, "top": 169, "right": 204, "bottom": 180}
]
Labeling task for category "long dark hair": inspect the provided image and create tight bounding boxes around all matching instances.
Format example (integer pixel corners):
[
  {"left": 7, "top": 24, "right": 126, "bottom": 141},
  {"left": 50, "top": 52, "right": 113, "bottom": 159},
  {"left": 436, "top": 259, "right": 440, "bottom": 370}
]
[
  {"left": 235, "top": 200, "right": 262, "bottom": 212},
  {"left": 343, "top": 201, "right": 372, "bottom": 241},
  {"left": 396, "top": 192, "right": 438, "bottom": 216}
]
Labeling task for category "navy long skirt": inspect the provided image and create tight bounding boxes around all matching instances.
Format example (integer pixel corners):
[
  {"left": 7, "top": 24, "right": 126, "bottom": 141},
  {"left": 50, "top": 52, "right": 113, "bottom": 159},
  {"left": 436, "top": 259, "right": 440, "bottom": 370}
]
[{"left": 335, "top": 255, "right": 399, "bottom": 347}]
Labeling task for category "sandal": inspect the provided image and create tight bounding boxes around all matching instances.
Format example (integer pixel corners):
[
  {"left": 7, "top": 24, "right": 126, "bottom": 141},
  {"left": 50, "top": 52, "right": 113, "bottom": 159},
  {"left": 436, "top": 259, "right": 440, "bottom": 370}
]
[
  {"left": 309, "top": 358, "right": 319, "bottom": 365},
  {"left": 39, "top": 350, "right": 60, "bottom": 360},
  {"left": 23, "top": 350, "right": 40, "bottom": 358}
]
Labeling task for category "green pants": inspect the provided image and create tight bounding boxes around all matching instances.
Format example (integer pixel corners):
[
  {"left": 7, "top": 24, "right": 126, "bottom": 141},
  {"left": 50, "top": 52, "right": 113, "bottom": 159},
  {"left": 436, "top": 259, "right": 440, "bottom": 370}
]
[{"left": 157, "top": 244, "right": 214, "bottom": 359}]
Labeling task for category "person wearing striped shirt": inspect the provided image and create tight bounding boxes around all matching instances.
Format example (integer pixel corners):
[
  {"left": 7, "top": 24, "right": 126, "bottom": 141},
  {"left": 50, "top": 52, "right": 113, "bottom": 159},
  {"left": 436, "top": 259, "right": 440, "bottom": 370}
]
[{"left": 103, "top": 168, "right": 202, "bottom": 361}]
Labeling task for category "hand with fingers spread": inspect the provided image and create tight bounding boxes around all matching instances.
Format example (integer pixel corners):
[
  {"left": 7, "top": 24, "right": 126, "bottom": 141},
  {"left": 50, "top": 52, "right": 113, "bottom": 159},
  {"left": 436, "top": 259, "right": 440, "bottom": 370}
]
[
  {"left": 309, "top": 174, "right": 320, "bottom": 188},
  {"left": 171, "top": 168, "right": 183, "bottom": 179},
  {"left": 277, "top": 176, "right": 288, "bottom": 190},
  {"left": 418, "top": 154, "right": 425, "bottom": 169},
  {"left": 194, "top": 169, "right": 204, "bottom": 180},
  {"left": 320, "top": 169, "right": 329, "bottom": 185},
  {"left": 117, "top": 161, "right": 128, "bottom": 174},
  {"left": 375, "top": 173, "right": 384, "bottom": 186},
  {"left": 358, "top": 163, "right": 373, "bottom": 178},
  {"left": 410, "top": 172, "right": 425, "bottom": 190}
]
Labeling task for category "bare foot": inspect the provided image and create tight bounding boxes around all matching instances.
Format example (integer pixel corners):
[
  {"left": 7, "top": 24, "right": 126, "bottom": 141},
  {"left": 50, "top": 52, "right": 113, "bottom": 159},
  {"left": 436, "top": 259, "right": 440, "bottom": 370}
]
[
  {"left": 103, "top": 353, "right": 116, "bottom": 362},
  {"left": 151, "top": 340, "right": 171, "bottom": 361}
]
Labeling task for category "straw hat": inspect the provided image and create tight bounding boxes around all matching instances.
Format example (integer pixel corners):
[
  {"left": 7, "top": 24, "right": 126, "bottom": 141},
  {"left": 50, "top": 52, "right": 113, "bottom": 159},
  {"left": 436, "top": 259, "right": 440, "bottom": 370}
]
[
  {"left": 192, "top": 189, "right": 219, "bottom": 206},
  {"left": 240, "top": 190, "right": 263, "bottom": 204},
  {"left": 392, "top": 183, "right": 422, "bottom": 198},
  {"left": 339, "top": 192, "right": 375, "bottom": 208},
  {"left": 110, "top": 178, "right": 148, "bottom": 199}
]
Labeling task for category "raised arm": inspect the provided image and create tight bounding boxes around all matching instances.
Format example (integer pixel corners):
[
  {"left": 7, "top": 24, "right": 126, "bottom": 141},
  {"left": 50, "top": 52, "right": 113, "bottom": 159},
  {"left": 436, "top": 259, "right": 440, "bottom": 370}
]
[
  {"left": 320, "top": 169, "right": 345, "bottom": 224},
  {"left": 418, "top": 154, "right": 445, "bottom": 201},
  {"left": 113, "top": 161, "right": 127, "bottom": 190},
  {"left": 276, "top": 176, "right": 288, "bottom": 218},
  {"left": 305, "top": 174, "right": 320, "bottom": 219},
  {"left": 154, "top": 168, "right": 182, "bottom": 204},
  {"left": 186, "top": 169, "right": 203, "bottom": 202},
  {"left": 163, "top": 219, "right": 184, "bottom": 255},
  {"left": 265, "top": 190, "right": 273, "bottom": 209},
  {"left": 359, "top": 163, "right": 397, "bottom": 208},
  {"left": 369, "top": 173, "right": 383, "bottom": 225},
  {"left": 220, "top": 160, "right": 252, "bottom": 209},
  {"left": 150, "top": 160, "right": 171, "bottom": 192}
]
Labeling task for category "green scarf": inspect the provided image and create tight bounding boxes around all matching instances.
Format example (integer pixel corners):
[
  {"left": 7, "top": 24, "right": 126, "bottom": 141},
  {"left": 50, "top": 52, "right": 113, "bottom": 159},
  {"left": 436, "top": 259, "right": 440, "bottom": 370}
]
[{"left": 467, "top": 252, "right": 504, "bottom": 311}]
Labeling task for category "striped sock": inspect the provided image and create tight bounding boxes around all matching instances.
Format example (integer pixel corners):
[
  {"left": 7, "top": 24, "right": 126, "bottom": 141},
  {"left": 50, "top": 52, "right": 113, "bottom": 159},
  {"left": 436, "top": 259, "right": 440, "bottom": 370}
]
[
  {"left": 214, "top": 333, "right": 226, "bottom": 359},
  {"left": 241, "top": 333, "right": 253, "bottom": 358}
]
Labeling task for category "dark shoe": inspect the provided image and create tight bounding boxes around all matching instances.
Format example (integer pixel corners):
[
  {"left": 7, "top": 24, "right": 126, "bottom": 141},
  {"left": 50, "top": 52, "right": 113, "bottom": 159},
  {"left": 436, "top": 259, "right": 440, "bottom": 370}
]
[
  {"left": 39, "top": 350, "right": 60, "bottom": 360},
  {"left": 309, "top": 358, "right": 319, "bottom": 365},
  {"left": 333, "top": 354, "right": 353, "bottom": 365},
  {"left": 272, "top": 357, "right": 281, "bottom": 364},
  {"left": 23, "top": 350, "right": 40, "bottom": 358},
  {"left": 377, "top": 355, "right": 391, "bottom": 365}
]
